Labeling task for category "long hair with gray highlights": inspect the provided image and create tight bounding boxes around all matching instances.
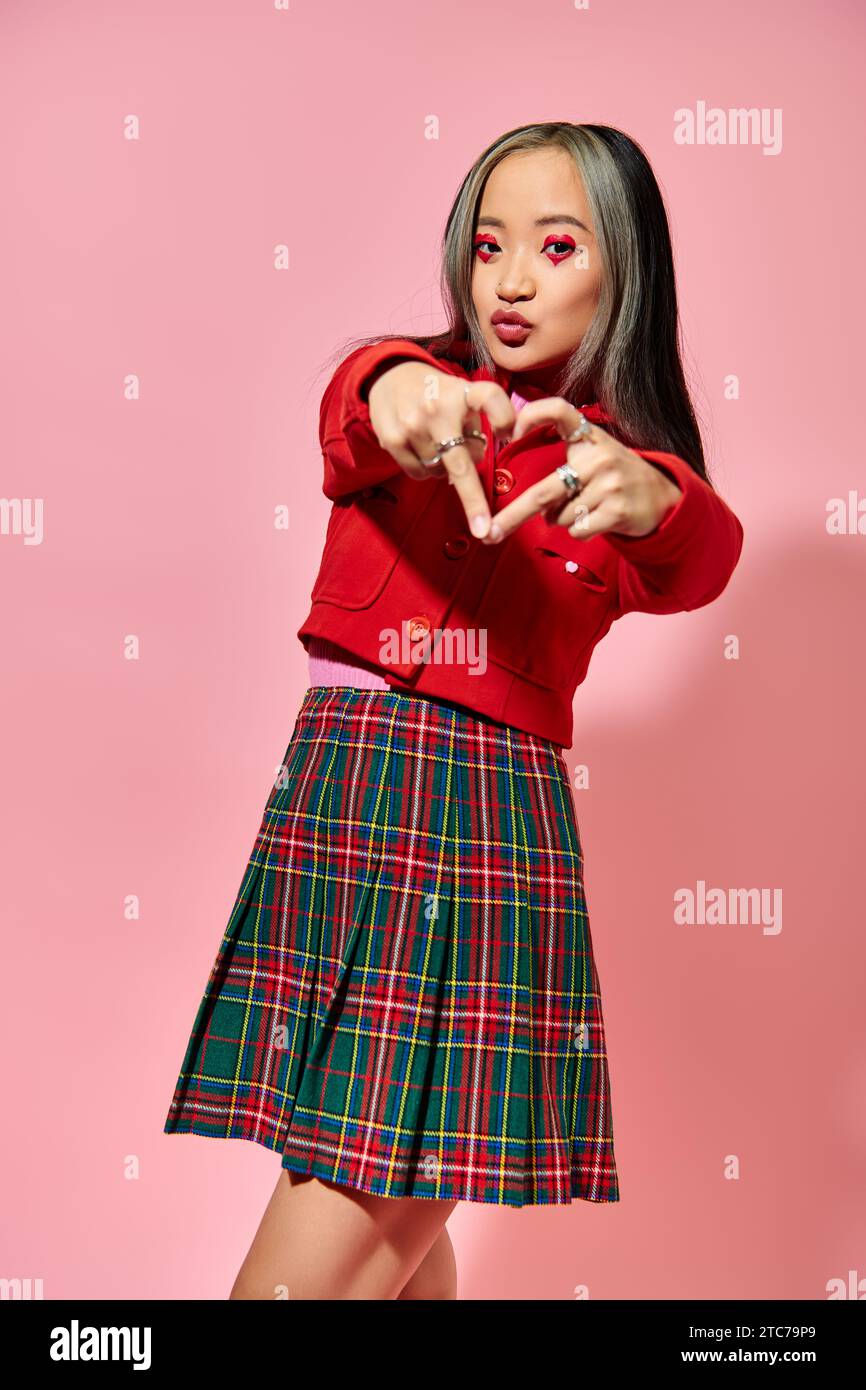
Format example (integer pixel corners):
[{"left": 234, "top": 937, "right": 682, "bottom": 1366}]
[{"left": 327, "top": 121, "right": 709, "bottom": 481}]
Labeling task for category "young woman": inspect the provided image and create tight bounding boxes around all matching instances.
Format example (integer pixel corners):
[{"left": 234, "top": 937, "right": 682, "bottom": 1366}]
[{"left": 163, "top": 121, "right": 744, "bottom": 1300}]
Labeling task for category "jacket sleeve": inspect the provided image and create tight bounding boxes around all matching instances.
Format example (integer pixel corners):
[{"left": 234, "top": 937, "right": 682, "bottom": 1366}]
[
  {"left": 319, "top": 339, "right": 454, "bottom": 501},
  {"left": 605, "top": 449, "right": 744, "bottom": 617}
]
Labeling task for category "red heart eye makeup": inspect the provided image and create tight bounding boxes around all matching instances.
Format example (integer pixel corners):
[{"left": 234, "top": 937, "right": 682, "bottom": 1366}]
[{"left": 473, "top": 232, "right": 578, "bottom": 264}]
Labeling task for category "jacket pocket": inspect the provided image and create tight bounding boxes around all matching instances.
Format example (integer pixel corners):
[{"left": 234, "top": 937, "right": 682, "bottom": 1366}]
[
  {"left": 472, "top": 531, "right": 614, "bottom": 690},
  {"left": 309, "top": 478, "right": 438, "bottom": 611}
]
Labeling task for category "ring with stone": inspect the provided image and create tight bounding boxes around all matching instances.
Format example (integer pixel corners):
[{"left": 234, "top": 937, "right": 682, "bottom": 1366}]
[{"left": 556, "top": 462, "right": 583, "bottom": 496}]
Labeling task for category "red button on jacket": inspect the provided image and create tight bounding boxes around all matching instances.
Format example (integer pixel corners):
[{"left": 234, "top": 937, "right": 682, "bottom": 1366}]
[{"left": 297, "top": 337, "right": 745, "bottom": 748}]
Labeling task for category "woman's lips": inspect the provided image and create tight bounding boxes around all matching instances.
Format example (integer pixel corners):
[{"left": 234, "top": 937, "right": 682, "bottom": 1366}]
[{"left": 493, "top": 322, "right": 532, "bottom": 345}]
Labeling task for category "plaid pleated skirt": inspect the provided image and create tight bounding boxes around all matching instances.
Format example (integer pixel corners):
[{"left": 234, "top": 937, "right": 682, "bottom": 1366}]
[{"left": 163, "top": 685, "right": 620, "bottom": 1207}]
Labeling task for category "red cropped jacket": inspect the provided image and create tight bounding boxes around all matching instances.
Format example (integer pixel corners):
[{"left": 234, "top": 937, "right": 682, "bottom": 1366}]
[{"left": 296, "top": 337, "right": 745, "bottom": 748}]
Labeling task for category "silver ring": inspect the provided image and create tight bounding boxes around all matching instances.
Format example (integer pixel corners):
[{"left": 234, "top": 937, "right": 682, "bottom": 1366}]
[
  {"left": 556, "top": 462, "right": 583, "bottom": 496},
  {"left": 565, "top": 412, "right": 594, "bottom": 445},
  {"left": 424, "top": 428, "right": 486, "bottom": 467}
]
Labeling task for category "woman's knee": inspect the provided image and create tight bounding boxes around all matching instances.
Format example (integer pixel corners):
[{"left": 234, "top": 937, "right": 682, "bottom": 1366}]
[{"left": 397, "top": 1226, "right": 458, "bottom": 1300}]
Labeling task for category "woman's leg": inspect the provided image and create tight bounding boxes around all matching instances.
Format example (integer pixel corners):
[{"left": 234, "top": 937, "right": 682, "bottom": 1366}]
[
  {"left": 396, "top": 1225, "right": 457, "bottom": 1300},
  {"left": 229, "top": 1168, "right": 457, "bottom": 1301}
]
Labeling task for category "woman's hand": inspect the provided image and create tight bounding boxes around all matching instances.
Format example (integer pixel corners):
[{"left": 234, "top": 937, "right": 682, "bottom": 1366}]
[
  {"left": 483, "top": 396, "right": 683, "bottom": 545},
  {"left": 368, "top": 361, "right": 515, "bottom": 540}
]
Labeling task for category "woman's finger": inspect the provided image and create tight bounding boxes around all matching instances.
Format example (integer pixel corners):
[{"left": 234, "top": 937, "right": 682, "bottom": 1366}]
[
  {"left": 402, "top": 404, "right": 482, "bottom": 478},
  {"left": 542, "top": 471, "right": 607, "bottom": 532},
  {"left": 510, "top": 397, "right": 608, "bottom": 448},
  {"left": 559, "top": 493, "right": 625, "bottom": 539},
  {"left": 437, "top": 440, "right": 495, "bottom": 538},
  {"left": 486, "top": 442, "right": 605, "bottom": 542},
  {"left": 464, "top": 379, "right": 517, "bottom": 440},
  {"left": 413, "top": 380, "right": 515, "bottom": 537}
]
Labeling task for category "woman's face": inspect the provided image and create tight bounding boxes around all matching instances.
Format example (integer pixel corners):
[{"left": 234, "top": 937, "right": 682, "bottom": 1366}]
[{"left": 471, "top": 147, "right": 602, "bottom": 381}]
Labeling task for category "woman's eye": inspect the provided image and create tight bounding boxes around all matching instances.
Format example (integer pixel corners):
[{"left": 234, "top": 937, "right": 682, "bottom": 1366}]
[
  {"left": 474, "top": 234, "right": 577, "bottom": 263},
  {"left": 544, "top": 239, "right": 576, "bottom": 261}
]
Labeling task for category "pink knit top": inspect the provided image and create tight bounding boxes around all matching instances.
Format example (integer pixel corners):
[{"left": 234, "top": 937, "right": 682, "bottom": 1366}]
[{"left": 308, "top": 388, "right": 530, "bottom": 689}]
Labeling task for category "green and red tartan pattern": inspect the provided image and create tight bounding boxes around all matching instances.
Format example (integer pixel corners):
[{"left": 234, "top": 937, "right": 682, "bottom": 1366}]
[{"left": 163, "top": 686, "right": 620, "bottom": 1206}]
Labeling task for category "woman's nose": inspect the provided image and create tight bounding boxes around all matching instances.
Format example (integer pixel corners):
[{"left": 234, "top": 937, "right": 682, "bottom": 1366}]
[
  {"left": 496, "top": 270, "right": 535, "bottom": 300},
  {"left": 494, "top": 251, "right": 536, "bottom": 300}
]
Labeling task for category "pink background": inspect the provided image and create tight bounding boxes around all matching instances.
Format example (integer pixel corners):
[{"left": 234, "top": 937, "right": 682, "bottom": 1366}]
[{"left": 2, "top": 0, "right": 864, "bottom": 1300}]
